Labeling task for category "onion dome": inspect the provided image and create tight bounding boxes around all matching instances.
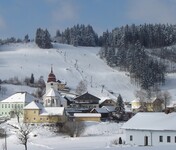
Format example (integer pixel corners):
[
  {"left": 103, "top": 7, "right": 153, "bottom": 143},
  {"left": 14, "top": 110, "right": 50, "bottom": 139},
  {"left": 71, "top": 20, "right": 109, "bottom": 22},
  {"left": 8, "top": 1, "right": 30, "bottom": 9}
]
[{"left": 47, "top": 67, "right": 56, "bottom": 83}]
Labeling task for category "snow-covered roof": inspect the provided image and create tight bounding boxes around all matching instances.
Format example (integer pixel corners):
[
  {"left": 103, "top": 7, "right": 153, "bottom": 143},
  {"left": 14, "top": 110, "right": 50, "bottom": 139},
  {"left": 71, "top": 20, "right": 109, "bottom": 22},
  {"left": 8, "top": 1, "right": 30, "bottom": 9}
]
[
  {"left": 1, "top": 92, "right": 37, "bottom": 103},
  {"left": 45, "top": 88, "right": 61, "bottom": 97},
  {"left": 131, "top": 98, "right": 140, "bottom": 103},
  {"left": 74, "top": 113, "right": 101, "bottom": 117},
  {"left": 102, "top": 106, "right": 116, "bottom": 112},
  {"left": 91, "top": 108, "right": 109, "bottom": 113},
  {"left": 40, "top": 107, "right": 64, "bottom": 116},
  {"left": 122, "top": 112, "right": 176, "bottom": 131},
  {"left": 24, "top": 101, "right": 43, "bottom": 110}
]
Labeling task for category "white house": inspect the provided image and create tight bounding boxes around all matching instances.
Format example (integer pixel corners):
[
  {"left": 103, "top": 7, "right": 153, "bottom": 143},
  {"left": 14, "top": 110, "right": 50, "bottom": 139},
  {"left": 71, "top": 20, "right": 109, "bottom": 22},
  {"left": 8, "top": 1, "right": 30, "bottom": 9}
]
[
  {"left": 0, "top": 92, "right": 38, "bottom": 118},
  {"left": 122, "top": 112, "right": 176, "bottom": 146}
]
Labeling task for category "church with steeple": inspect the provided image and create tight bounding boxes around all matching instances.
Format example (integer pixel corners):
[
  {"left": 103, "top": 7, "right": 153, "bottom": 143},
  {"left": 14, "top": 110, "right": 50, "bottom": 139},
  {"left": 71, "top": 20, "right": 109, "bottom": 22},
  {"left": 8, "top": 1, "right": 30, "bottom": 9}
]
[{"left": 43, "top": 66, "right": 67, "bottom": 107}]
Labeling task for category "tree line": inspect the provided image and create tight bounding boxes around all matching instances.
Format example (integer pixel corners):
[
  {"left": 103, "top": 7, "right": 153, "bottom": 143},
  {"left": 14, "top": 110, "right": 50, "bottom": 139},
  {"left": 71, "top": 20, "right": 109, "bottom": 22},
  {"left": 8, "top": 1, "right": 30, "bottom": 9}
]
[{"left": 100, "top": 42, "right": 166, "bottom": 90}]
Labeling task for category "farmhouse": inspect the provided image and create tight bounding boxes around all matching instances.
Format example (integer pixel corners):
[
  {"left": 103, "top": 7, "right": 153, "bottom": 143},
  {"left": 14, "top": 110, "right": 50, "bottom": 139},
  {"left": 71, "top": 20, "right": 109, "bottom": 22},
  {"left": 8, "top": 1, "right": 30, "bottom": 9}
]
[{"left": 122, "top": 112, "right": 176, "bottom": 146}]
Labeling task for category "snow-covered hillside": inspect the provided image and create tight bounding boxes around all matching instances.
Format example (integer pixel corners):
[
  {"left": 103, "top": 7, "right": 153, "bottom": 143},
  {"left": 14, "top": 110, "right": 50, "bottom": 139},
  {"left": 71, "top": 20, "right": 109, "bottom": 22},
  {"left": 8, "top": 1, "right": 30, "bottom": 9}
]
[{"left": 0, "top": 42, "right": 176, "bottom": 102}]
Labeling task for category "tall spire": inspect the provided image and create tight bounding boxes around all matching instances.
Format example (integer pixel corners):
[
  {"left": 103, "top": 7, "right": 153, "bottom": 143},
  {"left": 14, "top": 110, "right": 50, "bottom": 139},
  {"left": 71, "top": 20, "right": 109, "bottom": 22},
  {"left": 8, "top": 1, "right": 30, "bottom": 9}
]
[
  {"left": 47, "top": 65, "right": 56, "bottom": 83},
  {"left": 51, "top": 64, "right": 53, "bottom": 73}
]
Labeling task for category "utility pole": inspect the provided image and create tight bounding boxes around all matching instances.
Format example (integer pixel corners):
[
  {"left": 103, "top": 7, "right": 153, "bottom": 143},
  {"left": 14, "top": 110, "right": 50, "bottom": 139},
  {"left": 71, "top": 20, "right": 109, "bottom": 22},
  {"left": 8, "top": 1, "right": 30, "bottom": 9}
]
[{"left": 5, "top": 130, "right": 7, "bottom": 150}]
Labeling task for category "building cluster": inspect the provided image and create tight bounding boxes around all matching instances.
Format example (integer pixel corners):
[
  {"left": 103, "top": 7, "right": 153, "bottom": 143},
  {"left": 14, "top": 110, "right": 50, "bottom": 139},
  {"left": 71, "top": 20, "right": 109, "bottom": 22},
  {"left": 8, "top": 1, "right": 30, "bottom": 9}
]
[
  {"left": 1, "top": 68, "right": 176, "bottom": 147},
  {"left": 0, "top": 67, "right": 124, "bottom": 123}
]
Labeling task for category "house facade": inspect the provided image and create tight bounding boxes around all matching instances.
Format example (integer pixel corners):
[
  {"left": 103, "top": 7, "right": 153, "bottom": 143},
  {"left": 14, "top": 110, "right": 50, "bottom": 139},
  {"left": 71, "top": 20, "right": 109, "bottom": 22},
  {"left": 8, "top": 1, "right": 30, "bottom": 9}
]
[
  {"left": 24, "top": 101, "right": 66, "bottom": 124},
  {"left": 0, "top": 92, "right": 38, "bottom": 118},
  {"left": 131, "top": 98, "right": 163, "bottom": 112},
  {"left": 122, "top": 112, "right": 176, "bottom": 146},
  {"left": 74, "top": 92, "right": 100, "bottom": 111}
]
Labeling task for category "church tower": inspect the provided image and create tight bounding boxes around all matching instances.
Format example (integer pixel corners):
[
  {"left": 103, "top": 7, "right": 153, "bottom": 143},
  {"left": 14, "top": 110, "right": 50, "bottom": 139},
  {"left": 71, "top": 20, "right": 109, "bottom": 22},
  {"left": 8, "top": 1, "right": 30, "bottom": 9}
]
[
  {"left": 43, "top": 66, "right": 67, "bottom": 107},
  {"left": 46, "top": 66, "right": 58, "bottom": 92}
]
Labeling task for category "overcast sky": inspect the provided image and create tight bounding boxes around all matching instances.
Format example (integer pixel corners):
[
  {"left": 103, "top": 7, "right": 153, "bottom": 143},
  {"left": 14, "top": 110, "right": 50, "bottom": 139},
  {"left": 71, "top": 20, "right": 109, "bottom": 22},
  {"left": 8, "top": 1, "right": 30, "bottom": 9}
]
[{"left": 0, "top": 0, "right": 176, "bottom": 39}]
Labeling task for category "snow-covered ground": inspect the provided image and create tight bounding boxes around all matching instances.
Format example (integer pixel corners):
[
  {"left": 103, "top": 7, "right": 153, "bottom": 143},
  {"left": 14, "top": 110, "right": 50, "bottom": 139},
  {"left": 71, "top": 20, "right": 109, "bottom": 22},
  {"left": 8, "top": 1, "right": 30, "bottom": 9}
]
[
  {"left": 0, "top": 42, "right": 139, "bottom": 102},
  {"left": 1, "top": 42, "right": 176, "bottom": 102},
  {"left": 0, "top": 120, "right": 175, "bottom": 150},
  {"left": 0, "top": 43, "right": 176, "bottom": 149}
]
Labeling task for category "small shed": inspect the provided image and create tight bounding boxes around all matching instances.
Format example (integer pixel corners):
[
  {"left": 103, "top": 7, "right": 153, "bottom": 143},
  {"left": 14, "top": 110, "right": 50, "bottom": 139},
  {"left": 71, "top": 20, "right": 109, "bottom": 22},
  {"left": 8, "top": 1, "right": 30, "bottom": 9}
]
[
  {"left": 74, "top": 113, "right": 101, "bottom": 122},
  {"left": 91, "top": 107, "right": 109, "bottom": 119}
]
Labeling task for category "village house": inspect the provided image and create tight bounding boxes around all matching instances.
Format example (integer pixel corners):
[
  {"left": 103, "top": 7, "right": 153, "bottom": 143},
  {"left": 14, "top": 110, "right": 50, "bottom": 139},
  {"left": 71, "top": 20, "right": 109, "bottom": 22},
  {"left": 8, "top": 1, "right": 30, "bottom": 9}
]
[
  {"left": 90, "top": 107, "right": 109, "bottom": 120},
  {"left": 0, "top": 92, "right": 38, "bottom": 118},
  {"left": 23, "top": 101, "right": 66, "bottom": 124},
  {"left": 131, "top": 97, "right": 163, "bottom": 112},
  {"left": 74, "top": 92, "right": 100, "bottom": 111},
  {"left": 99, "top": 99, "right": 116, "bottom": 107},
  {"left": 122, "top": 112, "right": 176, "bottom": 146}
]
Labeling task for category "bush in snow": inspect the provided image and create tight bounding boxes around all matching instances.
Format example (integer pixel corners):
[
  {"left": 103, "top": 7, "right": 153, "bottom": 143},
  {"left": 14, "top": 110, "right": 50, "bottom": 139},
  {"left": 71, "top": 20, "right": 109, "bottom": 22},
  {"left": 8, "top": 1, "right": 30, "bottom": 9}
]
[{"left": 60, "top": 120, "right": 85, "bottom": 137}]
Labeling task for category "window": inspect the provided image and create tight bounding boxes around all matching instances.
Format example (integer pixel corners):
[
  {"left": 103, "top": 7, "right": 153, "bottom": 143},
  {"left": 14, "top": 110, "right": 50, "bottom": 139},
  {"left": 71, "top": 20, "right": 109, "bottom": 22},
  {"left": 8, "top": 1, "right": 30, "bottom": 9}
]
[
  {"left": 130, "top": 135, "right": 133, "bottom": 141},
  {"left": 167, "top": 136, "right": 171, "bottom": 143},
  {"left": 51, "top": 83, "right": 53, "bottom": 86},
  {"left": 52, "top": 99, "right": 54, "bottom": 103},
  {"left": 12, "top": 104, "right": 13, "bottom": 108},
  {"left": 159, "top": 136, "right": 163, "bottom": 142},
  {"left": 175, "top": 136, "right": 176, "bottom": 143},
  {"left": 34, "top": 118, "right": 36, "bottom": 120},
  {"left": 5, "top": 104, "right": 7, "bottom": 108},
  {"left": 8, "top": 104, "right": 10, "bottom": 108},
  {"left": 34, "top": 111, "right": 36, "bottom": 114},
  {"left": 40, "top": 118, "right": 42, "bottom": 120},
  {"left": 2, "top": 104, "right": 3, "bottom": 108}
]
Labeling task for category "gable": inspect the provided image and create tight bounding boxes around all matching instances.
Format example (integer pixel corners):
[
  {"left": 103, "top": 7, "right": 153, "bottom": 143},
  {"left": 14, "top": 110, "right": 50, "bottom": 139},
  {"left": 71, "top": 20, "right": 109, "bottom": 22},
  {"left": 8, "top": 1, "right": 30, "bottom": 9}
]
[{"left": 74, "top": 92, "right": 100, "bottom": 102}]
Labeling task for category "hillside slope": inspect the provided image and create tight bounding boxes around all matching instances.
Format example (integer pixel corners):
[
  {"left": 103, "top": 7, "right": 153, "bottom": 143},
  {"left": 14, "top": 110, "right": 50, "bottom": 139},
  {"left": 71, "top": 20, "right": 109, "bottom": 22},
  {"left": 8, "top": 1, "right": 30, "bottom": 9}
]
[{"left": 0, "top": 42, "right": 175, "bottom": 102}]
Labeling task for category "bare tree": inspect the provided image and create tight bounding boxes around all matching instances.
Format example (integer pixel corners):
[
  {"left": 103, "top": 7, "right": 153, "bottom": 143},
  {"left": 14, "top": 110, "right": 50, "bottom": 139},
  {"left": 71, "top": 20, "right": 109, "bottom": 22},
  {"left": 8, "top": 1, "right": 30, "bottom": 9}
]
[
  {"left": 157, "top": 91, "right": 171, "bottom": 110},
  {"left": 17, "top": 123, "right": 33, "bottom": 150},
  {"left": 135, "top": 89, "right": 148, "bottom": 111},
  {"left": 76, "top": 80, "right": 87, "bottom": 95},
  {"left": 12, "top": 106, "right": 23, "bottom": 123}
]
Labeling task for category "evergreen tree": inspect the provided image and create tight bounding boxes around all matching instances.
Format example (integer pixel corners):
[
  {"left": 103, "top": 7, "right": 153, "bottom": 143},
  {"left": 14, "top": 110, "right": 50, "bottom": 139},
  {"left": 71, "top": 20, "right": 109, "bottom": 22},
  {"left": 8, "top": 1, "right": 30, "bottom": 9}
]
[
  {"left": 116, "top": 94, "right": 125, "bottom": 114},
  {"left": 24, "top": 34, "right": 29, "bottom": 43},
  {"left": 30, "top": 73, "right": 34, "bottom": 84},
  {"left": 35, "top": 28, "right": 52, "bottom": 49}
]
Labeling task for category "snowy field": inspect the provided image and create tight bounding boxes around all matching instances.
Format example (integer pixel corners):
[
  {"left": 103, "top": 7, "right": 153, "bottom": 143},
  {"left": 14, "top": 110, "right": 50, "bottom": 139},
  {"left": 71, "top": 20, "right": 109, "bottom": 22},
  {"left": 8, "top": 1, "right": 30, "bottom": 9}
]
[
  {"left": 0, "top": 42, "right": 176, "bottom": 103},
  {"left": 0, "top": 120, "right": 175, "bottom": 150}
]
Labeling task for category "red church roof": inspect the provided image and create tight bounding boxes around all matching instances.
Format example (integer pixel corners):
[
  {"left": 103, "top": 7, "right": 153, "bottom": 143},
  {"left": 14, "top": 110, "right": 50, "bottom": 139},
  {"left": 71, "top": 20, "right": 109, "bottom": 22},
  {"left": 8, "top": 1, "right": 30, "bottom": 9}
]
[{"left": 47, "top": 67, "right": 56, "bottom": 83}]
